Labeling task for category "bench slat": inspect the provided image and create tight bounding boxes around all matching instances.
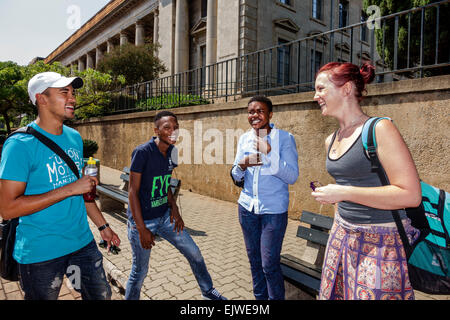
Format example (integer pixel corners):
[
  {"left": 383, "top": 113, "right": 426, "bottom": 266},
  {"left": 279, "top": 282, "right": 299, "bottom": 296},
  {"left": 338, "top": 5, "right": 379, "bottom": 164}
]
[
  {"left": 297, "top": 225, "right": 329, "bottom": 246},
  {"left": 280, "top": 263, "right": 321, "bottom": 292},
  {"left": 97, "top": 185, "right": 129, "bottom": 204},
  {"left": 98, "top": 184, "right": 128, "bottom": 197},
  {"left": 300, "top": 210, "right": 333, "bottom": 230},
  {"left": 281, "top": 254, "right": 322, "bottom": 276}
]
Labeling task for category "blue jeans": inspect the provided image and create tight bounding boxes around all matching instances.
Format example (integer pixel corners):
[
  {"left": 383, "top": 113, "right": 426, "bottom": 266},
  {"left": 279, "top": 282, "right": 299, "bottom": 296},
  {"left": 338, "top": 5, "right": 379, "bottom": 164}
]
[
  {"left": 238, "top": 204, "right": 288, "bottom": 300},
  {"left": 125, "top": 209, "right": 213, "bottom": 300},
  {"left": 18, "top": 239, "right": 111, "bottom": 300}
]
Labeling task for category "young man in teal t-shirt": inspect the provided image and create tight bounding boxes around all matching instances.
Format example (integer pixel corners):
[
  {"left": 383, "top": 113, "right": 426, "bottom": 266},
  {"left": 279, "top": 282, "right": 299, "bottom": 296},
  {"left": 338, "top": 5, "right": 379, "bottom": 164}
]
[{"left": 0, "top": 72, "right": 121, "bottom": 300}]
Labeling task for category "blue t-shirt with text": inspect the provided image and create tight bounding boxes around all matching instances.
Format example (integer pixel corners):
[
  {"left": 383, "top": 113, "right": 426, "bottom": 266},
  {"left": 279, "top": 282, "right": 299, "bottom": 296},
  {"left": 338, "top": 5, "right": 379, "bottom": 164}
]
[{"left": 0, "top": 122, "right": 93, "bottom": 264}]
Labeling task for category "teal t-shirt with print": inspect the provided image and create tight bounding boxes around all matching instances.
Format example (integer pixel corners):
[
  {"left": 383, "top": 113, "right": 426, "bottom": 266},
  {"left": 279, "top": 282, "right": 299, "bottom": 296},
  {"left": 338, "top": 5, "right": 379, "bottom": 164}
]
[{"left": 0, "top": 122, "right": 93, "bottom": 264}]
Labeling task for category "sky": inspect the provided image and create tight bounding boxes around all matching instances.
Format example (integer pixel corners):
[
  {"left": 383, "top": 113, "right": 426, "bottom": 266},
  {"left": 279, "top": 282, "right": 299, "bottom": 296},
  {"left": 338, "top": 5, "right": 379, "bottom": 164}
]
[{"left": 0, "top": 0, "right": 110, "bottom": 66}]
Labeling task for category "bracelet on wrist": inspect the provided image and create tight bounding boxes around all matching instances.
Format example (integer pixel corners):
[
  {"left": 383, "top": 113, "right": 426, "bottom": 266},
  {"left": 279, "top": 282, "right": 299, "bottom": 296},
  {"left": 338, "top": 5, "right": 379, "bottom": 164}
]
[{"left": 98, "top": 223, "right": 110, "bottom": 231}]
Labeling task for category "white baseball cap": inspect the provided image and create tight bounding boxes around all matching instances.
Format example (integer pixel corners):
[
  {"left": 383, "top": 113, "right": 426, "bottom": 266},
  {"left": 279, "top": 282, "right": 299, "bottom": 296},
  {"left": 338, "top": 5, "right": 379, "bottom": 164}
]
[{"left": 28, "top": 72, "right": 83, "bottom": 105}]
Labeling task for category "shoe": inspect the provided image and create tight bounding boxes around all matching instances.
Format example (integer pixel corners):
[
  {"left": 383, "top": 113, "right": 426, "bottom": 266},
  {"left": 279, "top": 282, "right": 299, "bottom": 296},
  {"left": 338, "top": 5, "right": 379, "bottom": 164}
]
[{"left": 202, "top": 288, "right": 227, "bottom": 300}]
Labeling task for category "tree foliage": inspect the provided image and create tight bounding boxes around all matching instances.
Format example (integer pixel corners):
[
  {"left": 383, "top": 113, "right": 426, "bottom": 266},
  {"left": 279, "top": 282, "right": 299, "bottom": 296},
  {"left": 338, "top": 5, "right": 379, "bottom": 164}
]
[
  {"left": 97, "top": 41, "right": 166, "bottom": 85},
  {"left": 73, "top": 68, "right": 125, "bottom": 119},
  {"left": 363, "top": 0, "right": 449, "bottom": 77},
  {"left": 0, "top": 60, "right": 125, "bottom": 133}
]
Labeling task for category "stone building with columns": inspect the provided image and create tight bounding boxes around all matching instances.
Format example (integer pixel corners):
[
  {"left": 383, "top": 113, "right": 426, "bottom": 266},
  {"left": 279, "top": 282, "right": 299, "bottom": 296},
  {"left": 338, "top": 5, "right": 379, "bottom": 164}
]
[{"left": 45, "top": 0, "right": 378, "bottom": 90}]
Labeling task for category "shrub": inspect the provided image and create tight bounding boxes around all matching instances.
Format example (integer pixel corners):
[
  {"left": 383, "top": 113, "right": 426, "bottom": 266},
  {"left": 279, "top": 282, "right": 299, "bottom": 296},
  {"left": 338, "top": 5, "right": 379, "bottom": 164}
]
[
  {"left": 136, "top": 94, "right": 210, "bottom": 111},
  {"left": 83, "top": 139, "right": 99, "bottom": 158}
]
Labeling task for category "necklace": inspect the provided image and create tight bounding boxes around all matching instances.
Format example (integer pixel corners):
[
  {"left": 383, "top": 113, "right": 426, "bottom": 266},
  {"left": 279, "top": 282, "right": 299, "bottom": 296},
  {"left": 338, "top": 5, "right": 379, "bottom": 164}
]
[{"left": 331, "top": 114, "right": 367, "bottom": 155}]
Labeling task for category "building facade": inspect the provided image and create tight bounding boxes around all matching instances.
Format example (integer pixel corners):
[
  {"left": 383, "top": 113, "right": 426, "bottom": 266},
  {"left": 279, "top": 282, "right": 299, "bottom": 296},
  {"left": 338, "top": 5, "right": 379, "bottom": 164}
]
[{"left": 46, "top": 0, "right": 379, "bottom": 94}]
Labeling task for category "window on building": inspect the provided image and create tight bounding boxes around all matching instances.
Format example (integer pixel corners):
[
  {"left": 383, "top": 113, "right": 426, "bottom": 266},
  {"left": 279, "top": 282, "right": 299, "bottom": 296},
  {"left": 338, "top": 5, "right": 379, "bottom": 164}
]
[
  {"left": 279, "top": 0, "right": 291, "bottom": 5},
  {"left": 201, "top": 0, "right": 207, "bottom": 18},
  {"left": 360, "top": 10, "right": 368, "bottom": 42},
  {"left": 312, "top": 0, "right": 322, "bottom": 20},
  {"left": 310, "top": 49, "right": 322, "bottom": 79},
  {"left": 339, "top": 1, "right": 349, "bottom": 28},
  {"left": 277, "top": 39, "right": 291, "bottom": 85}
]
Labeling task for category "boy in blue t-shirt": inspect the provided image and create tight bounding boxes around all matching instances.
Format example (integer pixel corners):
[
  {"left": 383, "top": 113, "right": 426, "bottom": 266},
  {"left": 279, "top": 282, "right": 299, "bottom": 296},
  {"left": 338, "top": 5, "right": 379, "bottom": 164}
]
[
  {"left": 0, "top": 72, "right": 120, "bottom": 300},
  {"left": 125, "top": 111, "right": 226, "bottom": 300}
]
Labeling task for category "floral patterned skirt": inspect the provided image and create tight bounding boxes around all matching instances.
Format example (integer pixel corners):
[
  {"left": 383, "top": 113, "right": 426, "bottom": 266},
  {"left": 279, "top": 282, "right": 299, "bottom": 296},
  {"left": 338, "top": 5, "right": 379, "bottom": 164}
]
[{"left": 318, "top": 213, "right": 420, "bottom": 300}]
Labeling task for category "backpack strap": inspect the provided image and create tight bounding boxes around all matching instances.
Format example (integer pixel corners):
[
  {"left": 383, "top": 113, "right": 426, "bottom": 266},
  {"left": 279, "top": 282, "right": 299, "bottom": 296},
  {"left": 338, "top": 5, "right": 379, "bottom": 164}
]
[
  {"left": 7, "top": 126, "right": 80, "bottom": 179},
  {"left": 361, "top": 117, "right": 413, "bottom": 257},
  {"left": 437, "top": 189, "right": 450, "bottom": 247},
  {"left": 362, "top": 117, "right": 391, "bottom": 172}
]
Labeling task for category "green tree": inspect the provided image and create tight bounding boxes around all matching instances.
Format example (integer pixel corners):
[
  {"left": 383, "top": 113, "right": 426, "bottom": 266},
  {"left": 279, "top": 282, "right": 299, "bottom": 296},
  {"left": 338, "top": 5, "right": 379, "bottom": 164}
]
[
  {"left": 0, "top": 60, "right": 125, "bottom": 130},
  {"left": 363, "top": 0, "right": 449, "bottom": 77},
  {"left": 0, "top": 61, "right": 31, "bottom": 133},
  {"left": 97, "top": 41, "right": 166, "bottom": 85},
  {"left": 73, "top": 68, "right": 125, "bottom": 119}
]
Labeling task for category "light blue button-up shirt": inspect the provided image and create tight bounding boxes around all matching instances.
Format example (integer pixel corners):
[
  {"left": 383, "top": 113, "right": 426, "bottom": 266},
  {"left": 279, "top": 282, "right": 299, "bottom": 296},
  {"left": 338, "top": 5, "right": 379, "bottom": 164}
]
[{"left": 231, "top": 124, "right": 299, "bottom": 214}]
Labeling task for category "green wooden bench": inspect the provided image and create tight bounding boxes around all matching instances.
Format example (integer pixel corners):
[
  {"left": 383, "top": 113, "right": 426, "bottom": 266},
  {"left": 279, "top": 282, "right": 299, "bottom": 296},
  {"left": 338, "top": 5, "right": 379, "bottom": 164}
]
[
  {"left": 96, "top": 167, "right": 181, "bottom": 212},
  {"left": 281, "top": 210, "right": 333, "bottom": 299}
]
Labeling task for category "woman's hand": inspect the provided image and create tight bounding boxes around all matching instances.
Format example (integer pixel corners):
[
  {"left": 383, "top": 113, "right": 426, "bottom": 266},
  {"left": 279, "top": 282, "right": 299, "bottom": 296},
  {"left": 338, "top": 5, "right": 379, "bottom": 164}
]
[{"left": 311, "top": 184, "right": 348, "bottom": 205}]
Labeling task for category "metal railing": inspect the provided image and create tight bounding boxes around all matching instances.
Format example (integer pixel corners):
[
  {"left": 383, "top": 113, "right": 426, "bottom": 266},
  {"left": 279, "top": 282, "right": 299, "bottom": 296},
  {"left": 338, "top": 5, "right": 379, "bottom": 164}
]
[{"left": 107, "top": 0, "right": 449, "bottom": 115}]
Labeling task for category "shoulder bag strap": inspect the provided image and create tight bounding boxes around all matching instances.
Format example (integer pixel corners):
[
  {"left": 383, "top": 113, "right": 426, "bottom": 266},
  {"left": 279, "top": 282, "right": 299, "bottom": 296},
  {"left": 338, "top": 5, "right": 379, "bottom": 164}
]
[
  {"left": 8, "top": 126, "right": 80, "bottom": 179},
  {"left": 363, "top": 118, "right": 413, "bottom": 258}
]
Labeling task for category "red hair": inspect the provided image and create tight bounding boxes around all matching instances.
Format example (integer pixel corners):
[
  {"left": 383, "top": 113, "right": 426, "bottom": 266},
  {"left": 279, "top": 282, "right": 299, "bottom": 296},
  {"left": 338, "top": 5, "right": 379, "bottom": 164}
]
[{"left": 316, "top": 62, "right": 375, "bottom": 101}]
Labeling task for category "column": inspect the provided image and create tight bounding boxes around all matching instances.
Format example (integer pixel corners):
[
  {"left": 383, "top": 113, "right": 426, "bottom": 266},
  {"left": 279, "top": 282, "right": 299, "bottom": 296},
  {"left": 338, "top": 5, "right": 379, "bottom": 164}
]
[
  {"left": 135, "top": 21, "right": 145, "bottom": 46},
  {"left": 96, "top": 47, "right": 103, "bottom": 66},
  {"left": 107, "top": 39, "right": 114, "bottom": 53},
  {"left": 206, "top": 0, "right": 217, "bottom": 66},
  {"left": 206, "top": 0, "right": 217, "bottom": 92},
  {"left": 153, "top": 9, "right": 159, "bottom": 45},
  {"left": 174, "top": 0, "right": 189, "bottom": 74},
  {"left": 86, "top": 52, "right": 94, "bottom": 69},
  {"left": 120, "top": 32, "right": 128, "bottom": 46},
  {"left": 70, "top": 63, "right": 76, "bottom": 75},
  {"left": 78, "top": 57, "right": 85, "bottom": 71}
]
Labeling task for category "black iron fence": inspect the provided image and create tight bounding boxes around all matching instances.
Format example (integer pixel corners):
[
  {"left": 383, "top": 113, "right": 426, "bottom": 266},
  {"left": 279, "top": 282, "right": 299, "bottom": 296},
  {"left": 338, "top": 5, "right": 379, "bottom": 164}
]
[{"left": 108, "top": 0, "right": 449, "bottom": 115}]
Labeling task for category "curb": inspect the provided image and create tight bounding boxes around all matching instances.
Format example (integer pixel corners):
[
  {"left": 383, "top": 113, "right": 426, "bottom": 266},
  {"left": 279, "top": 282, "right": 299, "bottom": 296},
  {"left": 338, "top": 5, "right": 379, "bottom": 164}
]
[{"left": 103, "top": 256, "right": 128, "bottom": 293}]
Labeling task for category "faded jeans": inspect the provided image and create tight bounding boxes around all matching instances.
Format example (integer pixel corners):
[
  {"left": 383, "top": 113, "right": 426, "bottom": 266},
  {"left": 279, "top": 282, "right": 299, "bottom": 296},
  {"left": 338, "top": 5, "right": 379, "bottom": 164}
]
[
  {"left": 125, "top": 209, "right": 213, "bottom": 300},
  {"left": 18, "top": 239, "right": 112, "bottom": 300},
  {"left": 238, "top": 204, "right": 288, "bottom": 300}
]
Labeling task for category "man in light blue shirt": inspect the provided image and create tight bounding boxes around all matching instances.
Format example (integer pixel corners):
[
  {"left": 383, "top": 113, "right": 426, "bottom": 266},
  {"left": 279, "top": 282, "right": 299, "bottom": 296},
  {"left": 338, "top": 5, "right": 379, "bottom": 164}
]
[{"left": 231, "top": 95, "right": 298, "bottom": 300}]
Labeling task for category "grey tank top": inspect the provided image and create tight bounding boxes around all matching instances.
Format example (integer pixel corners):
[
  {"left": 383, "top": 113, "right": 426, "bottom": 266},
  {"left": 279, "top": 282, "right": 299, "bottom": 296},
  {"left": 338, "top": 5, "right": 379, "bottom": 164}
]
[{"left": 326, "top": 130, "right": 406, "bottom": 224}]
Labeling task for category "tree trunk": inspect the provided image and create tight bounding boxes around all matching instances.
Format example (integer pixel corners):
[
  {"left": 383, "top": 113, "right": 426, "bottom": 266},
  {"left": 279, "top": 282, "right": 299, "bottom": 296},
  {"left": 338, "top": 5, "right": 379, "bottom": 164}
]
[{"left": 2, "top": 111, "right": 11, "bottom": 134}]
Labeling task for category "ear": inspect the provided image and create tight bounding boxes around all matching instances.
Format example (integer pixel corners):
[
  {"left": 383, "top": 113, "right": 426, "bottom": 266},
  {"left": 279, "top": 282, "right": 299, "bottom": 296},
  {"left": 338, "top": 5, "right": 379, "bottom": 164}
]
[
  {"left": 35, "top": 93, "right": 46, "bottom": 107},
  {"left": 153, "top": 126, "right": 159, "bottom": 136},
  {"left": 342, "top": 81, "right": 353, "bottom": 96},
  {"left": 269, "top": 111, "right": 273, "bottom": 120}
]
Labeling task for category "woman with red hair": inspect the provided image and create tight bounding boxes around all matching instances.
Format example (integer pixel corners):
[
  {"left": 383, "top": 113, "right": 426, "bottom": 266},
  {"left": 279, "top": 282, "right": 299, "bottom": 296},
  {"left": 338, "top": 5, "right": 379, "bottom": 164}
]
[{"left": 311, "top": 62, "right": 422, "bottom": 300}]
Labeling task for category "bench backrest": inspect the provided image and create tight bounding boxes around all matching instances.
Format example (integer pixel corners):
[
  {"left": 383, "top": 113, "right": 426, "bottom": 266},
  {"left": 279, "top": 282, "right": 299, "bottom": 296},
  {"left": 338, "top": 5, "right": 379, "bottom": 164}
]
[
  {"left": 122, "top": 167, "right": 181, "bottom": 200},
  {"left": 297, "top": 211, "right": 333, "bottom": 246}
]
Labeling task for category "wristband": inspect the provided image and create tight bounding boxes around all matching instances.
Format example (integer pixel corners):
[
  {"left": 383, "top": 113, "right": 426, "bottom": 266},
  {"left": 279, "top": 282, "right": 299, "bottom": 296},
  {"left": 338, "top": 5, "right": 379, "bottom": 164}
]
[{"left": 98, "top": 223, "right": 110, "bottom": 231}]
